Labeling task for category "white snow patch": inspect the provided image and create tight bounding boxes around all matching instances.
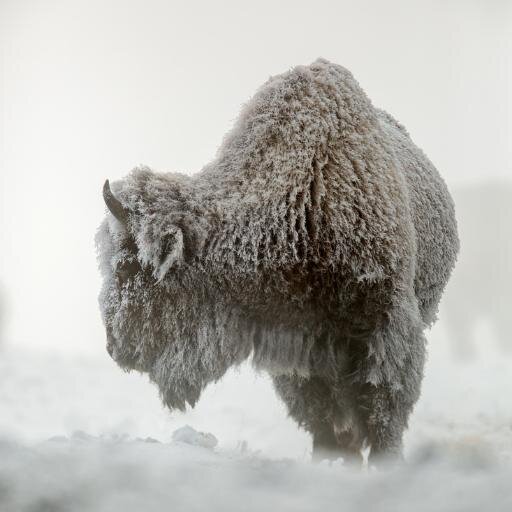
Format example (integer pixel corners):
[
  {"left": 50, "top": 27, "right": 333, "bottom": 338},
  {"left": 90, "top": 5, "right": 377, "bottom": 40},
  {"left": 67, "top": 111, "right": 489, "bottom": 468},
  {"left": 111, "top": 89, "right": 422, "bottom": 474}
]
[
  {"left": 0, "top": 432, "right": 511, "bottom": 512},
  {"left": 172, "top": 425, "right": 218, "bottom": 449},
  {"left": 0, "top": 326, "right": 511, "bottom": 511}
]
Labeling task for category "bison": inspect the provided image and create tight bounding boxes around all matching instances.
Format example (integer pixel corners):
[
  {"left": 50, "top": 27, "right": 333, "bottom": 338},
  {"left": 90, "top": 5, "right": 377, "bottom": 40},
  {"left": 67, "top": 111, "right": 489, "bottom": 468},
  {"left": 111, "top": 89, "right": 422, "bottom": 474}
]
[{"left": 96, "top": 58, "right": 459, "bottom": 464}]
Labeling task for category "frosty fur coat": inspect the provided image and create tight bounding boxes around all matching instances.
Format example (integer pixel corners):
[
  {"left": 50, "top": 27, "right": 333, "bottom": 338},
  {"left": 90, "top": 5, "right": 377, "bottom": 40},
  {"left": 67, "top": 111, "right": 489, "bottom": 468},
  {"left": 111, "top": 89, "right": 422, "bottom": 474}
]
[{"left": 97, "top": 59, "right": 459, "bottom": 461}]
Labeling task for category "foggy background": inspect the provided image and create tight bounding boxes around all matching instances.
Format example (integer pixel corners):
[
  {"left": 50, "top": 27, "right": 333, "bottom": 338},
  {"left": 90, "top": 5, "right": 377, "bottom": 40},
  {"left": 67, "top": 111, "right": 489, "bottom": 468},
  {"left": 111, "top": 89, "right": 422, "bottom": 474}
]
[
  {"left": 1, "top": 0, "right": 511, "bottom": 356},
  {"left": 0, "top": 0, "right": 511, "bottom": 460}
]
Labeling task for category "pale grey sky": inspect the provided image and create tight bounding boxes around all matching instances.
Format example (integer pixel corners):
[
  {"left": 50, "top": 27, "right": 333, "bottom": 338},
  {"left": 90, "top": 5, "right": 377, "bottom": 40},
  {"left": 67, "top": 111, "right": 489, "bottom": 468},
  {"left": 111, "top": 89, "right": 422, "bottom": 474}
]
[{"left": 0, "top": 0, "right": 510, "bottom": 352}]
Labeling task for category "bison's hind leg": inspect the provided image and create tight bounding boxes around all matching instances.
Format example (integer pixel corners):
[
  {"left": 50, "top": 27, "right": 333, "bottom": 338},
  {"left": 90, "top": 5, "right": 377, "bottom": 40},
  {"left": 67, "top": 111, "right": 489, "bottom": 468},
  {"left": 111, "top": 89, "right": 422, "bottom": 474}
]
[{"left": 355, "top": 297, "right": 427, "bottom": 466}]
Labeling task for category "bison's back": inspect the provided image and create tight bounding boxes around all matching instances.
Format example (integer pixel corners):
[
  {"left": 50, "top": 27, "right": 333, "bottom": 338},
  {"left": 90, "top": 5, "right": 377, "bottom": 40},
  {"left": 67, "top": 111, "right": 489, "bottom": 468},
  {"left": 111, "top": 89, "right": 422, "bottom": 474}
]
[{"left": 378, "top": 111, "right": 459, "bottom": 325}]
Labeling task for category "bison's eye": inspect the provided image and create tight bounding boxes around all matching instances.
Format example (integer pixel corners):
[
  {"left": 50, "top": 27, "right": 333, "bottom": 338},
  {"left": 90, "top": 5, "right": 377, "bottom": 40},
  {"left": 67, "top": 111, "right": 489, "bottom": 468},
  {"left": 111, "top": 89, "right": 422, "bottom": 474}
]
[{"left": 115, "top": 258, "right": 141, "bottom": 286}]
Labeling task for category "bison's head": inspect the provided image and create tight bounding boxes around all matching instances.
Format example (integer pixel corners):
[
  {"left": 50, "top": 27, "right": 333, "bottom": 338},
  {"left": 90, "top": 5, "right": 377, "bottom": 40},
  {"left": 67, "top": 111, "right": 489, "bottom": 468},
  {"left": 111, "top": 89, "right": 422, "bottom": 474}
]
[
  {"left": 97, "top": 174, "right": 195, "bottom": 374},
  {"left": 97, "top": 168, "right": 259, "bottom": 410}
]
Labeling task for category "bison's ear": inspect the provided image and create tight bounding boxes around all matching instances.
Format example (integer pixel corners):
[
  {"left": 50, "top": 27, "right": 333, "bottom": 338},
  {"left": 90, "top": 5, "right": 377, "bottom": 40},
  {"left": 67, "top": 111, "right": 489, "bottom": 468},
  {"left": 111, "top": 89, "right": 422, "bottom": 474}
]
[
  {"left": 136, "top": 224, "right": 185, "bottom": 282},
  {"left": 153, "top": 227, "right": 184, "bottom": 282}
]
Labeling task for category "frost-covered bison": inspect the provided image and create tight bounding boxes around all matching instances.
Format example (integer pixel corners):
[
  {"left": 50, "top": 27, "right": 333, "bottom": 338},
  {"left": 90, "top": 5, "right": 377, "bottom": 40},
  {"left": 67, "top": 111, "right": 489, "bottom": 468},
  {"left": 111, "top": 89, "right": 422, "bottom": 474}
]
[{"left": 97, "top": 59, "right": 459, "bottom": 464}]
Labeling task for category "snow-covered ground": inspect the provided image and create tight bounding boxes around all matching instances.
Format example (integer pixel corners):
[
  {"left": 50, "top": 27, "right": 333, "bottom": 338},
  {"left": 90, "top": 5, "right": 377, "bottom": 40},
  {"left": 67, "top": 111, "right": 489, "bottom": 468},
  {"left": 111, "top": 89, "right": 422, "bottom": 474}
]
[{"left": 1, "top": 324, "right": 511, "bottom": 511}]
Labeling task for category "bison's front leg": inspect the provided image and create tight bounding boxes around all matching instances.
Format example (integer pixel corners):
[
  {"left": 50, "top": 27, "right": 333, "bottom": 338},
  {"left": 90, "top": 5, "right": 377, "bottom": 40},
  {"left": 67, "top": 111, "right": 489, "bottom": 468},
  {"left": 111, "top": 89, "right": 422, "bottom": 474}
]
[
  {"left": 273, "top": 374, "right": 364, "bottom": 465},
  {"left": 273, "top": 375, "right": 339, "bottom": 460},
  {"left": 311, "top": 422, "right": 340, "bottom": 462}
]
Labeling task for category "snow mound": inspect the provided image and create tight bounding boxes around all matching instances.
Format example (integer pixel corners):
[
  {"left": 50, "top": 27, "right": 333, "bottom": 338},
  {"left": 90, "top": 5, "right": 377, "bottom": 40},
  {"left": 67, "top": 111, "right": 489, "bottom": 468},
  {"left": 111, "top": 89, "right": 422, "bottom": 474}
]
[
  {"left": 172, "top": 425, "right": 218, "bottom": 449},
  {"left": 0, "top": 432, "right": 511, "bottom": 512}
]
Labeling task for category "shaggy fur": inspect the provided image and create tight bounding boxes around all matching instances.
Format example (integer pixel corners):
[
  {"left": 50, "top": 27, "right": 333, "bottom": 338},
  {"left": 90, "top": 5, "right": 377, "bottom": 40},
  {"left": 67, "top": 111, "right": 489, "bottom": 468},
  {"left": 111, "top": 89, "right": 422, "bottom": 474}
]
[{"left": 96, "top": 58, "right": 459, "bottom": 462}]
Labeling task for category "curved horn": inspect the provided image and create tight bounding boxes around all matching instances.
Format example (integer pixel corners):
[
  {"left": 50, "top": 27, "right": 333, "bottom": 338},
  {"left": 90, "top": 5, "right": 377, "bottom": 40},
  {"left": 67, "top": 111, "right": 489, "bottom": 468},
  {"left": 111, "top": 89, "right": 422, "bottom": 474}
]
[{"left": 103, "top": 179, "right": 128, "bottom": 223}]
